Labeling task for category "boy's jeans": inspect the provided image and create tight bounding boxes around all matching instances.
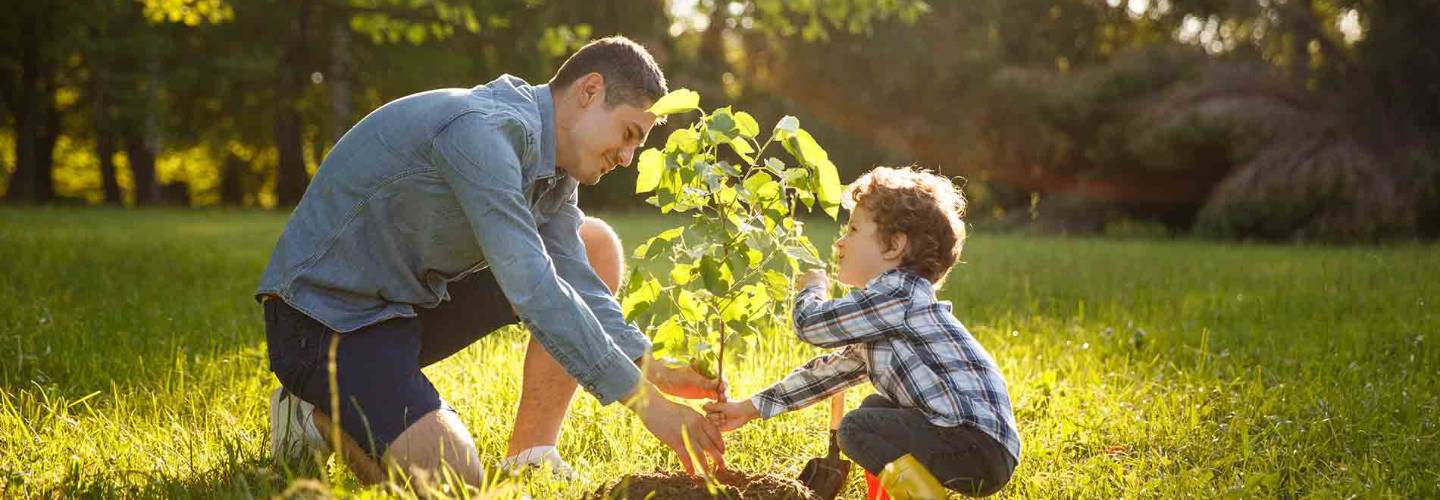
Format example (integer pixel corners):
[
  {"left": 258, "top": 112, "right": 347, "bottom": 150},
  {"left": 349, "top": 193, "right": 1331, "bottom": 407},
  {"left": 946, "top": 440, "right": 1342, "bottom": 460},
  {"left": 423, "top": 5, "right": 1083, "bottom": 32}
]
[{"left": 837, "top": 394, "right": 1017, "bottom": 497}]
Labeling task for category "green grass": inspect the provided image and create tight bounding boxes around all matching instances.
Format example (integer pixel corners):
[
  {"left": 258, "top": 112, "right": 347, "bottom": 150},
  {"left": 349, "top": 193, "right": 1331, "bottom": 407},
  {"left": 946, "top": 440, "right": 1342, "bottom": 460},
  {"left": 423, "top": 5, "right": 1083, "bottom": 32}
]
[{"left": 1, "top": 207, "right": 1436, "bottom": 498}]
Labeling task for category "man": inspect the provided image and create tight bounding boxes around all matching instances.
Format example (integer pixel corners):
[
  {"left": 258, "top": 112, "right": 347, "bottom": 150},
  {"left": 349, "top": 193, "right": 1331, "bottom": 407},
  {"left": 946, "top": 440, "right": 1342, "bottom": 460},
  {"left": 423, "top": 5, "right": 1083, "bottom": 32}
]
[{"left": 257, "top": 36, "right": 725, "bottom": 486}]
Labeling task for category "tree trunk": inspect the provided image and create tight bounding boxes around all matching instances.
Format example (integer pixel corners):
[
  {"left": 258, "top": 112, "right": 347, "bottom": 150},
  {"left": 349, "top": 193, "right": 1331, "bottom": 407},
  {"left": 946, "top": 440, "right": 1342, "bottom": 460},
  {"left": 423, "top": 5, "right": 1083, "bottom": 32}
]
[
  {"left": 274, "top": 107, "right": 307, "bottom": 205},
  {"left": 219, "top": 152, "right": 247, "bottom": 205},
  {"left": 123, "top": 36, "right": 166, "bottom": 207},
  {"left": 34, "top": 74, "right": 58, "bottom": 202},
  {"left": 6, "top": 17, "right": 43, "bottom": 203},
  {"left": 92, "top": 65, "right": 122, "bottom": 205},
  {"left": 1286, "top": 0, "right": 1317, "bottom": 87},
  {"left": 329, "top": 11, "right": 353, "bottom": 145},
  {"left": 96, "top": 127, "right": 121, "bottom": 205},
  {"left": 125, "top": 133, "right": 158, "bottom": 205},
  {"left": 274, "top": 0, "right": 313, "bottom": 206}
]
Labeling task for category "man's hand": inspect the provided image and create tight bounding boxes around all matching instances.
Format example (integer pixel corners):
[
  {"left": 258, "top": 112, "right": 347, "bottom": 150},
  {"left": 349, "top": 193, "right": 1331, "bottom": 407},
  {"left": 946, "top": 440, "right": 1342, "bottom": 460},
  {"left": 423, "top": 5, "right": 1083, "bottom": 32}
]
[
  {"left": 624, "top": 382, "right": 726, "bottom": 475},
  {"left": 643, "top": 356, "right": 728, "bottom": 401},
  {"left": 703, "top": 399, "right": 760, "bottom": 432},
  {"left": 796, "top": 269, "right": 829, "bottom": 292}
]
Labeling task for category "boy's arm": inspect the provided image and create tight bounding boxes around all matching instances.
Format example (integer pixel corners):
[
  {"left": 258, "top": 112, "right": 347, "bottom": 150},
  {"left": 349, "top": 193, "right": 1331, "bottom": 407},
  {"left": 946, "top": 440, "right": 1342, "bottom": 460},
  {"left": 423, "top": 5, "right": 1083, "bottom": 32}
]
[
  {"left": 750, "top": 346, "right": 867, "bottom": 418},
  {"left": 791, "top": 281, "right": 908, "bottom": 348}
]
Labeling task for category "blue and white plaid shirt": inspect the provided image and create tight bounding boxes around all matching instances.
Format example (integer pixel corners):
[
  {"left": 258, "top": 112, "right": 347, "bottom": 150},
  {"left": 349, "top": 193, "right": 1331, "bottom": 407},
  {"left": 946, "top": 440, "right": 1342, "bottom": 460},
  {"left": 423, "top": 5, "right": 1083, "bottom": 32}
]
[{"left": 751, "top": 268, "right": 1022, "bottom": 461}]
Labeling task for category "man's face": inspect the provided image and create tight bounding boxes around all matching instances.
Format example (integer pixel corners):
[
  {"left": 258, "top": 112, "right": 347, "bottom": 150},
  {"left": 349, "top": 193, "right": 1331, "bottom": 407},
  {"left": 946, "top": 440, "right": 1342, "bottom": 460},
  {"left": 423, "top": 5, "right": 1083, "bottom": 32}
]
[{"left": 561, "top": 96, "right": 657, "bottom": 185}]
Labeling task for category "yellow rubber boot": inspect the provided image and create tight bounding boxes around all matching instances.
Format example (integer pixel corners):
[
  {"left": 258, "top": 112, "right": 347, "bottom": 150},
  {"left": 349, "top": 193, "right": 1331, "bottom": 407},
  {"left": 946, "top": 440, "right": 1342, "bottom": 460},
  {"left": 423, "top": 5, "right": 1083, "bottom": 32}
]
[{"left": 879, "top": 454, "right": 948, "bottom": 499}]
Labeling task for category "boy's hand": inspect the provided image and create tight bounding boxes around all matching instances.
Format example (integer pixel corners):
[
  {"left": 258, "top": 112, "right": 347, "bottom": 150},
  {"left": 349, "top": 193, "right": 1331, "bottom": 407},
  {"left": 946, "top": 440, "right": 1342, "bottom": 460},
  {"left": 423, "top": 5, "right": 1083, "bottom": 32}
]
[
  {"left": 796, "top": 270, "right": 829, "bottom": 292},
  {"left": 703, "top": 399, "right": 761, "bottom": 432}
]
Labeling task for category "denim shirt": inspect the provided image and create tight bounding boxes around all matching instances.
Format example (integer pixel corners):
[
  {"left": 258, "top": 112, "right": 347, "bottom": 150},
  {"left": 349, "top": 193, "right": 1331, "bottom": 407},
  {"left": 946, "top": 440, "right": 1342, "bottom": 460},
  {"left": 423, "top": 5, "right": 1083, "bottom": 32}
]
[{"left": 256, "top": 75, "right": 649, "bottom": 404}]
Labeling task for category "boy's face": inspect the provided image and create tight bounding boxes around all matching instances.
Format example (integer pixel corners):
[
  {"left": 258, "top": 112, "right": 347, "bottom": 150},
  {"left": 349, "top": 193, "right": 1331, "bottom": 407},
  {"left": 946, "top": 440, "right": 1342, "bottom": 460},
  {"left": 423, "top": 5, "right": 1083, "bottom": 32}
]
[{"left": 834, "top": 205, "right": 904, "bottom": 288}]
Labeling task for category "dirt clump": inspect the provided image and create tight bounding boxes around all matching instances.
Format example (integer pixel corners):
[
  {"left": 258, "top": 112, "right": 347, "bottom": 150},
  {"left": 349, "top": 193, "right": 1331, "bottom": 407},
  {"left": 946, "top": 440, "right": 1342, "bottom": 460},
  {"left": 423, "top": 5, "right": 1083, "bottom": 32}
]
[{"left": 589, "top": 469, "right": 818, "bottom": 499}]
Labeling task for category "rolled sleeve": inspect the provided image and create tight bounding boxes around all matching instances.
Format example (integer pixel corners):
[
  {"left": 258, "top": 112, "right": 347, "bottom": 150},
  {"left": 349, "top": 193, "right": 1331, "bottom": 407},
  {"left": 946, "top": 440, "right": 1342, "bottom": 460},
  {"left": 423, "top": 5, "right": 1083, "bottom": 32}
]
[
  {"left": 433, "top": 112, "right": 640, "bottom": 404},
  {"left": 538, "top": 198, "right": 653, "bottom": 361}
]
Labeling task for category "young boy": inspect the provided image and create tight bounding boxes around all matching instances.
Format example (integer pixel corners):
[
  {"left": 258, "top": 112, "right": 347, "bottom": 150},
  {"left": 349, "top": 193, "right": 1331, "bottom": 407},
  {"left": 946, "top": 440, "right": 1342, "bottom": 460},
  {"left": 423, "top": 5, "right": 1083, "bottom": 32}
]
[{"left": 704, "top": 167, "right": 1020, "bottom": 498}]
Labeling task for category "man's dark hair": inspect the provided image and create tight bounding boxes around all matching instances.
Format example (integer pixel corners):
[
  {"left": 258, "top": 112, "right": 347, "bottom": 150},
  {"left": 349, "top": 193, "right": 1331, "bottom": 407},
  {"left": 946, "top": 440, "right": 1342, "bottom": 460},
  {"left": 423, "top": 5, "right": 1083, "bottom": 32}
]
[{"left": 550, "top": 36, "right": 668, "bottom": 109}]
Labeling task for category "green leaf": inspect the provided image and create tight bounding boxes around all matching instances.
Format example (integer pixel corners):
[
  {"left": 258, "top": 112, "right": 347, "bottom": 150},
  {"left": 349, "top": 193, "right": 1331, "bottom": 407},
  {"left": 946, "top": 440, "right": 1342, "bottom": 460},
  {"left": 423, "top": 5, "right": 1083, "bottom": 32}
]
[
  {"left": 632, "top": 226, "right": 685, "bottom": 259},
  {"left": 729, "top": 138, "right": 755, "bottom": 165},
  {"left": 759, "top": 179, "right": 782, "bottom": 201},
  {"left": 648, "top": 89, "right": 700, "bottom": 117},
  {"left": 652, "top": 317, "right": 685, "bottom": 355},
  {"left": 727, "top": 247, "right": 750, "bottom": 282},
  {"left": 621, "top": 277, "right": 661, "bottom": 321},
  {"left": 721, "top": 293, "right": 752, "bottom": 323},
  {"left": 729, "top": 138, "right": 754, "bottom": 155},
  {"left": 764, "top": 157, "right": 787, "bottom": 173},
  {"left": 791, "top": 129, "right": 829, "bottom": 165},
  {"left": 699, "top": 160, "right": 726, "bottom": 191},
  {"left": 742, "top": 284, "right": 773, "bottom": 321},
  {"left": 816, "top": 158, "right": 843, "bottom": 218},
  {"left": 773, "top": 115, "right": 800, "bottom": 140},
  {"left": 763, "top": 270, "right": 791, "bottom": 300},
  {"left": 700, "top": 255, "right": 728, "bottom": 295},
  {"left": 734, "top": 111, "right": 760, "bottom": 138},
  {"left": 784, "top": 167, "right": 810, "bottom": 185},
  {"left": 786, "top": 129, "right": 843, "bottom": 218},
  {"left": 666, "top": 128, "right": 701, "bottom": 154},
  {"left": 724, "top": 322, "right": 754, "bottom": 357},
  {"left": 797, "top": 189, "right": 816, "bottom": 209},
  {"left": 635, "top": 149, "right": 664, "bottom": 194},
  {"left": 746, "top": 248, "right": 765, "bottom": 267},
  {"left": 785, "top": 242, "right": 824, "bottom": 269},
  {"left": 760, "top": 202, "right": 784, "bottom": 231},
  {"left": 716, "top": 185, "right": 738, "bottom": 205},
  {"left": 692, "top": 355, "right": 716, "bottom": 379},
  {"left": 677, "top": 289, "right": 705, "bottom": 322},
  {"left": 715, "top": 161, "right": 743, "bottom": 177},
  {"left": 742, "top": 172, "right": 775, "bottom": 198},
  {"left": 670, "top": 263, "right": 695, "bottom": 285},
  {"left": 707, "top": 108, "right": 738, "bottom": 143}
]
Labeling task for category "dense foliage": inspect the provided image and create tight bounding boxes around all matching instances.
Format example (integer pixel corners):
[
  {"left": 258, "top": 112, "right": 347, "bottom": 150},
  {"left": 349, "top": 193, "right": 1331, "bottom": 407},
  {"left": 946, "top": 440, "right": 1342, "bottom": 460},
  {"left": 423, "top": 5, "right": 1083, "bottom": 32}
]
[{"left": 621, "top": 89, "right": 841, "bottom": 380}]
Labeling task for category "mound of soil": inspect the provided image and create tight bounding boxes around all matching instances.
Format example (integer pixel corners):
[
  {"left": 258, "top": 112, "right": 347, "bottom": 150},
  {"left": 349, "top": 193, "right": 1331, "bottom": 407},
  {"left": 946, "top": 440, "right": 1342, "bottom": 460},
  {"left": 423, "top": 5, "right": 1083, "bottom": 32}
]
[{"left": 589, "top": 469, "right": 818, "bottom": 499}]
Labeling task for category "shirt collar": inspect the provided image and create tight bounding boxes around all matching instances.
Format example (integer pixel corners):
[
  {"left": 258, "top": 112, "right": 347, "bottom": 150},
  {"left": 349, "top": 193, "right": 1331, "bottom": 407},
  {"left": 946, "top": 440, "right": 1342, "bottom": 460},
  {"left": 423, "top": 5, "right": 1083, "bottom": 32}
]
[
  {"left": 866, "top": 268, "right": 935, "bottom": 298},
  {"left": 534, "top": 83, "right": 559, "bottom": 179}
]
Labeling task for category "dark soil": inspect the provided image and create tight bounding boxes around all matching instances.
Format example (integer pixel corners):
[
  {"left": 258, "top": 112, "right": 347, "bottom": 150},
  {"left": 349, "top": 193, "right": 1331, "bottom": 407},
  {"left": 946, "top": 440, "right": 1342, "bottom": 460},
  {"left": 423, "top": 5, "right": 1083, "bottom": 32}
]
[{"left": 589, "top": 469, "right": 818, "bottom": 499}]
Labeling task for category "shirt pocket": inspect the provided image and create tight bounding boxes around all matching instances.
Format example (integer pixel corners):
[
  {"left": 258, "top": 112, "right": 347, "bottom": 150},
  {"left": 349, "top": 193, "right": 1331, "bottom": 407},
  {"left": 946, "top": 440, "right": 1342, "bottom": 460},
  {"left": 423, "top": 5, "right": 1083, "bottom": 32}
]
[{"left": 529, "top": 177, "right": 567, "bottom": 226}]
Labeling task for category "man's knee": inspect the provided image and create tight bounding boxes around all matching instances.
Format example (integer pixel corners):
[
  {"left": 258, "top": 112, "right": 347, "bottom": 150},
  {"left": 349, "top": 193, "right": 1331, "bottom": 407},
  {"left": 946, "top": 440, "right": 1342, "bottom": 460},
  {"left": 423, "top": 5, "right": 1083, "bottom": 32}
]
[
  {"left": 384, "top": 409, "right": 485, "bottom": 487},
  {"left": 579, "top": 216, "right": 624, "bottom": 293}
]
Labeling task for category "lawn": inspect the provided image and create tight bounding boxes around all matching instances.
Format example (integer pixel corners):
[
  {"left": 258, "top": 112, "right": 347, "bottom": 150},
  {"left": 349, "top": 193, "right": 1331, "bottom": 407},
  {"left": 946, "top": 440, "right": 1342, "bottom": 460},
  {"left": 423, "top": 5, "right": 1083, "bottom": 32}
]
[{"left": 1, "top": 207, "right": 1436, "bottom": 498}]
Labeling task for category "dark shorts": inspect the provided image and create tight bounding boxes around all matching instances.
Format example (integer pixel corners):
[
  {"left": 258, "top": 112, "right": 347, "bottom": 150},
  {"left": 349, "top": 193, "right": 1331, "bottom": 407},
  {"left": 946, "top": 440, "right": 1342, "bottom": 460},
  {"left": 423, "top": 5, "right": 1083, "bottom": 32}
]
[
  {"left": 837, "top": 394, "right": 1017, "bottom": 497},
  {"left": 263, "top": 270, "right": 518, "bottom": 458}
]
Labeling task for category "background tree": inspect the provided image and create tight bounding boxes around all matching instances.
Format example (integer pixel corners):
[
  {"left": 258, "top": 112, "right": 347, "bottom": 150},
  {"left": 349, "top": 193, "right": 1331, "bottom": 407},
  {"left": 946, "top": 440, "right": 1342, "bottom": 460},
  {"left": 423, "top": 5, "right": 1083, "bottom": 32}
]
[
  {"left": 738, "top": 0, "right": 1438, "bottom": 241},
  {"left": 0, "top": 0, "right": 1434, "bottom": 241}
]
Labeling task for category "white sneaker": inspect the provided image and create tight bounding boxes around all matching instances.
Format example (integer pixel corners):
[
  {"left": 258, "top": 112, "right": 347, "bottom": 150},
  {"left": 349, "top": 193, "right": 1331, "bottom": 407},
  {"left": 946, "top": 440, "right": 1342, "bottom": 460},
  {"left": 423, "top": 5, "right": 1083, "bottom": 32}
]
[
  {"left": 499, "top": 445, "right": 580, "bottom": 481},
  {"left": 269, "top": 387, "right": 331, "bottom": 461}
]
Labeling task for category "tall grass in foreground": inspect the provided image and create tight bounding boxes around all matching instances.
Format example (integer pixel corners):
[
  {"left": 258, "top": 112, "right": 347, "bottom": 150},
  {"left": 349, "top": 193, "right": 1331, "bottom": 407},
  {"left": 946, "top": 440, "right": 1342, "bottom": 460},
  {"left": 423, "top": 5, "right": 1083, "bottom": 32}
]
[{"left": 1, "top": 207, "right": 1436, "bottom": 498}]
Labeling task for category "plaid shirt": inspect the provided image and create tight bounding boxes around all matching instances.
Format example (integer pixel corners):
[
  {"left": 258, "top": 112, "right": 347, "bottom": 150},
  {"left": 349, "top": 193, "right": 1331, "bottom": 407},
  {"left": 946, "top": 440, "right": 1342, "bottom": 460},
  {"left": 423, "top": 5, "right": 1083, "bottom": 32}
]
[{"left": 751, "top": 269, "right": 1022, "bottom": 461}]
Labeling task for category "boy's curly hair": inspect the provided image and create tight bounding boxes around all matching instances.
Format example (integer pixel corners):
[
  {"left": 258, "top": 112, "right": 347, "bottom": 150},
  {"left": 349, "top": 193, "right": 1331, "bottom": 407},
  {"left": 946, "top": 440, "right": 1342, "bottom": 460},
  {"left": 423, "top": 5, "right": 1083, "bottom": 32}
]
[{"left": 843, "top": 166, "right": 967, "bottom": 286}]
